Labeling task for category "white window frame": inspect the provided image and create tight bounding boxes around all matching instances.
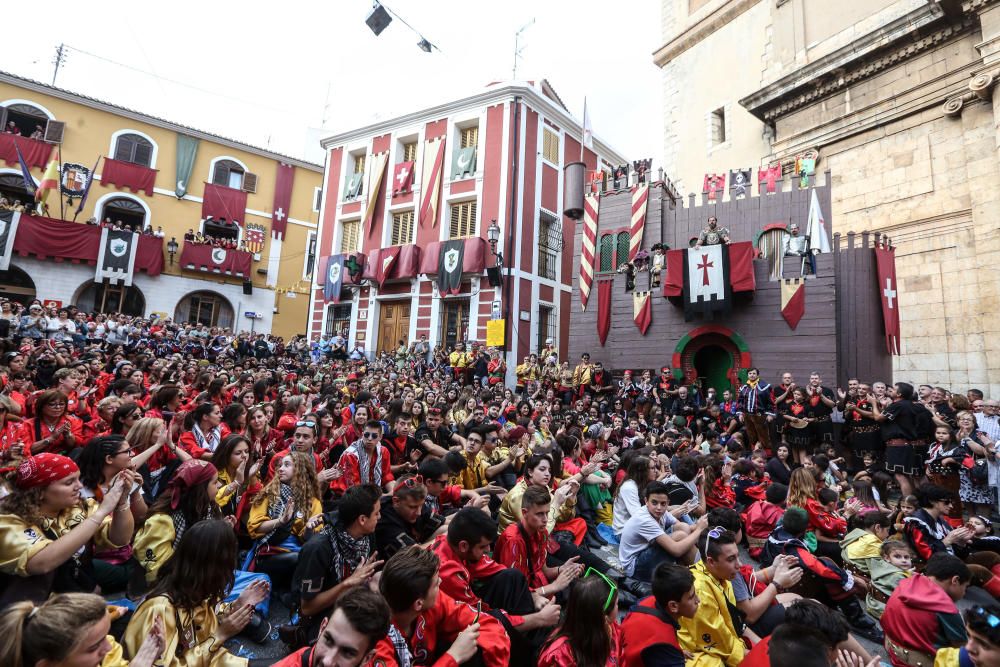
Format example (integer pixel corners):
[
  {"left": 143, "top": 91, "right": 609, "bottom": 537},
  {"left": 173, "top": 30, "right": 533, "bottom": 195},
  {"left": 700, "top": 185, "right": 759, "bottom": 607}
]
[
  {"left": 0, "top": 98, "right": 55, "bottom": 120},
  {"left": 108, "top": 129, "right": 159, "bottom": 169},
  {"left": 93, "top": 192, "right": 151, "bottom": 229},
  {"left": 208, "top": 155, "right": 249, "bottom": 189},
  {"left": 303, "top": 230, "right": 317, "bottom": 279}
]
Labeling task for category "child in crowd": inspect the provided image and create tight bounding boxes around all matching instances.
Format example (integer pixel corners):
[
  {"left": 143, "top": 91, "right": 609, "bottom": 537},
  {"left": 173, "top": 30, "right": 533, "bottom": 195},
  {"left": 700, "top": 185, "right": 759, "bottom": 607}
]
[
  {"left": 619, "top": 563, "right": 699, "bottom": 666},
  {"left": 743, "top": 483, "right": 787, "bottom": 560}
]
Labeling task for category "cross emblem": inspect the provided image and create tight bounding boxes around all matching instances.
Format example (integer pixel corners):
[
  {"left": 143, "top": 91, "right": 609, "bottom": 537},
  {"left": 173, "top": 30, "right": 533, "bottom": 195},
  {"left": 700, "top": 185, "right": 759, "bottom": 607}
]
[
  {"left": 883, "top": 277, "right": 896, "bottom": 310},
  {"left": 274, "top": 207, "right": 286, "bottom": 222},
  {"left": 396, "top": 166, "right": 410, "bottom": 188},
  {"left": 697, "top": 254, "right": 714, "bottom": 286}
]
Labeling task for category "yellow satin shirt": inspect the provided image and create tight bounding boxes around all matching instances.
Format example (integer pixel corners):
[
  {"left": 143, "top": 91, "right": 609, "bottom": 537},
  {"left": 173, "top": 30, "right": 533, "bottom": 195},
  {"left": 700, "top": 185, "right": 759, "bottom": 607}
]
[
  {"left": 124, "top": 595, "right": 247, "bottom": 667},
  {"left": 497, "top": 479, "right": 575, "bottom": 532},
  {"left": 133, "top": 513, "right": 176, "bottom": 585},
  {"left": 247, "top": 495, "right": 323, "bottom": 540},
  {"left": 0, "top": 499, "right": 118, "bottom": 577}
]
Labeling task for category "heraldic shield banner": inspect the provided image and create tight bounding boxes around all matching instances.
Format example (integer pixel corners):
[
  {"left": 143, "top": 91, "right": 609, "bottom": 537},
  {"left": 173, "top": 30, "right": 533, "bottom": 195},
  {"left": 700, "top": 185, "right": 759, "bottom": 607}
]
[
  {"left": 96, "top": 228, "right": 139, "bottom": 285},
  {"left": 324, "top": 254, "right": 345, "bottom": 303},
  {"left": 438, "top": 239, "right": 464, "bottom": 296}
]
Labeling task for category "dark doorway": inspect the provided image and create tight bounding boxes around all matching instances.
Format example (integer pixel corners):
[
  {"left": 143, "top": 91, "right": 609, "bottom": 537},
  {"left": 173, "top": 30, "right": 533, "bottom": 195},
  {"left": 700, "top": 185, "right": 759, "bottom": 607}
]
[
  {"left": 0, "top": 173, "right": 32, "bottom": 208},
  {"left": 694, "top": 344, "right": 733, "bottom": 395}
]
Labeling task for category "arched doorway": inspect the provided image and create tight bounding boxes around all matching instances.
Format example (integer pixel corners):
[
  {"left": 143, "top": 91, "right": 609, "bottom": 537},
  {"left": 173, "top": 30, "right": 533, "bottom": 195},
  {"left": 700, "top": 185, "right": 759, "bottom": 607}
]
[
  {"left": 671, "top": 325, "right": 752, "bottom": 393},
  {"left": 98, "top": 196, "right": 147, "bottom": 231},
  {"left": 694, "top": 344, "right": 733, "bottom": 394},
  {"left": 74, "top": 281, "right": 145, "bottom": 316},
  {"left": 2, "top": 102, "right": 50, "bottom": 137},
  {"left": 174, "top": 291, "right": 234, "bottom": 328},
  {"left": 0, "top": 265, "right": 36, "bottom": 305}
]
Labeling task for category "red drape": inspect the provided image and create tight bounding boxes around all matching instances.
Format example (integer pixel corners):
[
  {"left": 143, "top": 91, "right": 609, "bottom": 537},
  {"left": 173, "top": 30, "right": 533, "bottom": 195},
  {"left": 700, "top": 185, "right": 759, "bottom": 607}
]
[
  {"left": 100, "top": 158, "right": 157, "bottom": 196},
  {"left": 365, "top": 245, "right": 423, "bottom": 284},
  {"left": 179, "top": 243, "right": 252, "bottom": 278},
  {"left": 0, "top": 134, "right": 52, "bottom": 169},
  {"left": 597, "top": 279, "right": 612, "bottom": 346},
  {"left": 417, "top": 237, "right": 488, "bottom": 275},
  {"left": 11, "top": 215, "right": 162, "bottom": 275},
  {"left": 201, "top": 183, "right": 247, "bottom": 222},
  {"left": 729, "top": 241, "right": 756, "bottom": 293},
  {"left": 663, "top": 249, "right": 684, "bottom": 297}
]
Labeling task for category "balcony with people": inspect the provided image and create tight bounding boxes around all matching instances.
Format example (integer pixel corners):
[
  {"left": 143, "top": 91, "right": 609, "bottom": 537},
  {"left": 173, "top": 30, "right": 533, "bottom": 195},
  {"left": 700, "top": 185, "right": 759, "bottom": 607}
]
[{"left": 178, "top": 217, "right": 253, "bottom": 279}]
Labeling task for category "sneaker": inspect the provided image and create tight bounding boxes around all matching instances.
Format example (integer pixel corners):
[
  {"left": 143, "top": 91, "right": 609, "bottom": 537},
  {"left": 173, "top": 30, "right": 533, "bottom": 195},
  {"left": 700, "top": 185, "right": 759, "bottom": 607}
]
[
  {"left": 850, "top": 622, "right": 884, "bottom": 644},
  {"left": 243, "top": 612, "right": 272, "bottom": 644}
]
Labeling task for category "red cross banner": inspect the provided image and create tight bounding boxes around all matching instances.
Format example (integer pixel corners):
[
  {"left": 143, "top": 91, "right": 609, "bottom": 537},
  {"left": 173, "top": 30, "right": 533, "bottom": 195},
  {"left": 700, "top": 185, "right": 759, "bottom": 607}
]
[
  {"left": 682, "top": 244, "right": 730, "bottom": 320},
  {"left": 392, "top": 160, "right": 415, "bottom": 195},
  {"left": 597, "top": 278, "right": 612, "bottom": 346},
  {"left": 270, "top": 162, "right": 295, "bottom": 240},
  {"left": 780, "top": 278, "right": 805, "bottom": 329},
  {"left": 579, "top": 193, "right": 599, "bottom": 311},
  {"left": 633, "top": 291, "right": 652, "bottom": 335},
  {"left": 875, "top": 245, "right": 901, "bottom": 355},
  {"left": 758, "top": 165, "right": 781, "bottom": 194},
  {"left": 363, "top": 152, "right": 389, "bottom": 238},
  {"left": 420, "top": 138, "right": 446, "bottom": 227},
  {"left": 629, "top": 184, "right": 649, "bottom": 262},
  {"left": 703, "top": 173, "right": 726, "bottom": 202}
]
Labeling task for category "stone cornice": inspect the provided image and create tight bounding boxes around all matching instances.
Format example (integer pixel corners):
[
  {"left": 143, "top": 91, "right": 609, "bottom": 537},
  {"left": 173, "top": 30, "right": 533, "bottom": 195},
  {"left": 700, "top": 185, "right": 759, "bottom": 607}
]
[
  {"left": 652, "top": 0, "right": 764, "bottom": 66},
  {"left": 738, "top": 3, "right": 974, "bottom": 122}
]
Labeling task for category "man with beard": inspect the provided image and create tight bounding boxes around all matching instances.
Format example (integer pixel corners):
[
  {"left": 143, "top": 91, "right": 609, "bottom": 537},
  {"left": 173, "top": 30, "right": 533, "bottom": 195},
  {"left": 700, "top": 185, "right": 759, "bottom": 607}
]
[
  {"left": 805, "top": 372, "right": 837, "bottom": 449},
  {"left": 738, "top": 368, "right": 773, "bottom": 451}
]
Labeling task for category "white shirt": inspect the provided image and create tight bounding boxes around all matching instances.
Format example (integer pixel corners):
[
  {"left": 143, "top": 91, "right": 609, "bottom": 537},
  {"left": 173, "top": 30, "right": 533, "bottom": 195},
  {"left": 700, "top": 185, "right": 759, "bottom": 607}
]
[{"left": 618, "top": 505, "right": 677, "bottom": 576}]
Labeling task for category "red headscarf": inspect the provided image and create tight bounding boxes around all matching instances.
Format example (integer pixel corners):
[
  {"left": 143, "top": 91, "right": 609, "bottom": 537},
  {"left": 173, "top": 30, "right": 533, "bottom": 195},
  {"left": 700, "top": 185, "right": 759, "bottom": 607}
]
[
  {"left": 165, "top": 459, "right": 218, "bottom": 510},
  {"left": 15, "top": 453, "right": 79, "bottom": 489}
]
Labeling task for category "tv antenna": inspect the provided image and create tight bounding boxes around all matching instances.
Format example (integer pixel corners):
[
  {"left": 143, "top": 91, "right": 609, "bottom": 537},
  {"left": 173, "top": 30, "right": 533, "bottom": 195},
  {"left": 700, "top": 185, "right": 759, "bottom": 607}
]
[{"left": 512, "top": 19, "right": 535, "bottom": 80}]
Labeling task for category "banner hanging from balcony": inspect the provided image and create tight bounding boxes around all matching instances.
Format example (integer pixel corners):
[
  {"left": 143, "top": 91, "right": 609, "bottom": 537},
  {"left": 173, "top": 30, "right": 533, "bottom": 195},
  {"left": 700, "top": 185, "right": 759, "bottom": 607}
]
[
  {"left": 438, "top": 239, "right": 464, "bottom": 296},
  {"left": 267, "top": 162, "right": 295, "bottom": 288},
  {"left": 100, "top": 158, "right": 156, "bottom": 196},
  {"left": 175, "top": 134, "right": 199, "bottom": 198},
  {"left": 323, "top": 254, "right": 345, "bottom": 303},
  {"left": 95, "top": 228, "right": 138, "bottom": 285},
  {"left": 0, "top": 134, "right": 52, "bottom": 170},
  {"left": 363, "top": 153, "right": 389, "bottom": 239},
  {"left": 0, "top": 210, "right": 21, "bottom": 271},
  {"left": 875, "top": 245, "right": 900, "bottom": 355},
  {"left": 392, "top": 161, "right": 414, "bottom": 195},
  {"left": 180, "top": 243, "right": 252, "bottom": 278},
  {"left": 201, "top": 183, "right": 247, "bottom": 223},
  {"left": 420, "top": 138, "right": 446, "bottom": 227}
]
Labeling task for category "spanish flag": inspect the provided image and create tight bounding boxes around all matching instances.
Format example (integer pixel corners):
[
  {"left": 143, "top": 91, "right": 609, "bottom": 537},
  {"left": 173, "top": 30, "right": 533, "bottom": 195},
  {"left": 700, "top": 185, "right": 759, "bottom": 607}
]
[{"left": 35, "top": 159, "right": 59, "bottom": 203}]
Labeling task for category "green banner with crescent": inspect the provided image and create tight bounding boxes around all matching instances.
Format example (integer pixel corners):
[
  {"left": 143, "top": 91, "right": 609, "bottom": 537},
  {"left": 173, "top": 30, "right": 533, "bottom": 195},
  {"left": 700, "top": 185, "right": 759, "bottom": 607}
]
[
  {"left": 175, "top": 134, "right": 199, "bottom": 198},
  {"left": 452, "top": 146, "right": 476, "bottom": 179}
]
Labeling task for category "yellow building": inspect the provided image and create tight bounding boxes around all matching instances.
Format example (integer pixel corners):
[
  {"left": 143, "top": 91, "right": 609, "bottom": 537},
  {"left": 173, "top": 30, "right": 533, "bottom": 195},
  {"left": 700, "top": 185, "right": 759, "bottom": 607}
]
[{"left": 0, "top": 70, "right": 322, "bottom": 339}]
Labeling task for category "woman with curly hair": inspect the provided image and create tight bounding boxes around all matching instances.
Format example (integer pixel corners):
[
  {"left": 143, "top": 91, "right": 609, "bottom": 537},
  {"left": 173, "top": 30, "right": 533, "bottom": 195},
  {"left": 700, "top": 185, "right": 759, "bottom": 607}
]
[
  {"left": 247, "top": 451, "right": 323, "bottom": 587},
  {"left": 0, "top": 453, "right": 135, "bottom": 605},
  {"left": 0, "top": 592, "right": 164, "bottom": 667},
  {"left": 125, "top": 519, "right": 271, "bottom": 664},
  {"left": 787, "top": 465, "right": 860, "bottom": 564}
]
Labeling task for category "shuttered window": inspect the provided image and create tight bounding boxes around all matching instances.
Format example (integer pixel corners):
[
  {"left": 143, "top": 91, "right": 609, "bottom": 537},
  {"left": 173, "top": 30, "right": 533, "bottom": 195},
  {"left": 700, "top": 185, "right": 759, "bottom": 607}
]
[
  {"left": 460, "top": 126, "right": 479, "bottom": 149},
  {"left": 390, "top": 210, "right": 414, "bottom": 245},
  {"left": 449, "top": 201, "right": 477, "bottom": 239},
  {"left": 402, "top": 142, "right": 418, "bottom": 162},
  {"left": 113, "top": 133, "right": 154, "bottom": 167},
  {"left": 212, "top": 160, "right": 244, "bottom": 189},
  {"left": 542, "top": 129, "right": 560, "bottom": 164},
  {"left": 616, "top": 232, "right": 630, "bottom": 268},
  {"left": 340, "top": 220, "right": 360, "bottom": 253},
  {"left": 599, "top": 234, "right": 614, "bottom": 272},
  {"left": 353, "top": 154, "right": 366, "bottom": 174}
]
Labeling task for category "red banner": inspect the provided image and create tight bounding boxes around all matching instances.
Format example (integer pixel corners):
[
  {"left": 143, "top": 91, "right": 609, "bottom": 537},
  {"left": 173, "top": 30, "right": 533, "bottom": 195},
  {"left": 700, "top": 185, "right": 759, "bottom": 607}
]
[
  {"left": 271, "top": 162, "right": 295, "bottom": 239},
  {"left": 100, "top": 158, "right": 157, "bottom": 196},
  {"left": 417, "top": 237, "right": 488, "bottom": 275},
  {"left": 597, "top": 279, "right": 612, "bottom": 346},
  {"left": 633, "top": 291, "right": 652, "bottom": 336},
  {"left": 875, "top": 246, "right": 900, "bottom": 355},
  {"left": 728, "top": 241, "right": 756, "bottom": 293},
  {"left": 201, "top": 183, "right": 247, "bottom": 223},
  {"left": 663, "top": 249, "right": 685, "bottom": 297},
  {"left": 392, "top": 161, "right": 415, "bottom": 195},
  {"left": 179, "top": 243, "right": 252, "bottom": 278},
  {"left": 0, "top": 134, "right": 52, "bottom": 169},
  {"left": 11, "top": 214, "right": 162, "bottom": 275}
]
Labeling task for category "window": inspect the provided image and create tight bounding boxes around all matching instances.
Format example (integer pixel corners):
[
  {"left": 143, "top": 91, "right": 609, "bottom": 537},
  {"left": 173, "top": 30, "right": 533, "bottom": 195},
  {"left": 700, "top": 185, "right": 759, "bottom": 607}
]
[
  {"left": 542, "top": 129, "right": 560, "bottom": 164},
  {"left": 113, "top": 133, "right": 153, "bottom": 167},
  {"left": 212, "top": 159, "right": 244, "bottom": 189},
  {"left": 353, "top": 154, "right": 366, "bottom": 174},
  {"left": 325, "top": 304, "right": 353, "bottom": 337},
  {"left": 615, "top": 232, "right": 630, "bottom": 269},
  {"left": 340, "top": 220, "right": 361, "bottom": 253},
  {"left": 538, "top": 215, "right": 560, "bottom": 280},
  {"left": 537, "top": 305, "right": 555, "bottom": 356},
  {"left": 390, "top": 210, "right": 414, "bottom": 245},
  {"left": 460, "top": 125, "right": 479, "bottom": 149},
  {"left": 710, "top": 107, "right": 726, "bottom": 146},
  {"left": 0, "top": 103, "right": 54, "bottom": 140},
  {"left": 174, "top": 291, "right": 234, "bottom": 328},
  {"left": 449, "top": 201, "right": 477, "bottom": 239},
  {"left": 401, "top": 141, "right": 418, "bottom": 162},
  {"left": 599, "top": 234, "right": 614, "bottom": 272},
  {"left": 202, "top": 218, "right": 239, "bottom": 243},
  {"left": 0, "top": 173, "right": 33, "bottom": 207},
  {"left": 312, "top": 187, "right": 323, "bottom": 213},
  {"left": 100, "top": 197, "right": 147, "bottom": 231},
  {"left": 304, "top": 231, "right": 317, "bottom": 278}
]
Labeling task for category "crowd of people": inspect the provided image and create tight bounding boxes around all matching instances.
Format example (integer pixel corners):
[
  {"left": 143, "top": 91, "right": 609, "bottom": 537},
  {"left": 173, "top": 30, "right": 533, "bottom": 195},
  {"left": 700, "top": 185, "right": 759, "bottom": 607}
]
[
  {"left": 184, "top": 220, "right": 247, "bottom": 252},
  {"left": 0, "top": 308, "right": 999, "bottom": 667}
]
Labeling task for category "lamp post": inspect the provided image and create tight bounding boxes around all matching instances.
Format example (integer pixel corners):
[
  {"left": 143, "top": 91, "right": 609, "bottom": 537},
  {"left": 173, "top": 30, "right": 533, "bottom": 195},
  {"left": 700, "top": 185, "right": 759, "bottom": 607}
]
[
  {"left": 487, "top": 219, "right": 502, "bottom": 266},
  {"left": 167, "top": 237, "right": 179, "bottom": 265}
]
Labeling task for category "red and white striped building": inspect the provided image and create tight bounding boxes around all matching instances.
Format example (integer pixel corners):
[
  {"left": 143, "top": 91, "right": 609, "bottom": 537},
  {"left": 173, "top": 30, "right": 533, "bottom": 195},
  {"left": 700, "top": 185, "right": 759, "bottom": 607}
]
[{"left": 309, "top": 80, "right": 627, "bottom": 369}]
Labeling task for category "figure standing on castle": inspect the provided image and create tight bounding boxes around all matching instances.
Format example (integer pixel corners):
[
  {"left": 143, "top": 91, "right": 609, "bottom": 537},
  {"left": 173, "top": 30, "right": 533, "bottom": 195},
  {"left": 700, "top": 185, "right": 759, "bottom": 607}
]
[{"left": 695, "top": 216, "right": 731, "bottom": 247}]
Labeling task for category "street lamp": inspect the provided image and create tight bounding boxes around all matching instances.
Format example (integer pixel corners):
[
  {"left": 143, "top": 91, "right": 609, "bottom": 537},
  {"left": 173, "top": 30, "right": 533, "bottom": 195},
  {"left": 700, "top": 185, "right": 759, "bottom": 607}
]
[
  {"left": 487, "top": 219, "right": 502, "bottom": 266},
  {"left": 167, "top": 237, "right": 179, "bottom": 265}
]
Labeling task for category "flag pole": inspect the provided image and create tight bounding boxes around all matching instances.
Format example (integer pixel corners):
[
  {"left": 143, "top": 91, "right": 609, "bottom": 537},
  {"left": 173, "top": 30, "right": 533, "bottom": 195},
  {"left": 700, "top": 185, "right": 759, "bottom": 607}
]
[
  {"left": 57, "top": 144, "right": 65, "bottom": 221},
  {"left": 579, "top": 97, "right": 586, "bottom": 163}
]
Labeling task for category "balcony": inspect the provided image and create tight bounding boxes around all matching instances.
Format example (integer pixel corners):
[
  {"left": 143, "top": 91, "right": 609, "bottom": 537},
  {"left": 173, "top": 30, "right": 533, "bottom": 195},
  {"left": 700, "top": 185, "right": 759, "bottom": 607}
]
[
  {"left": 11, "top": 214, "right": 163, "bottom": 274},
  {"left": 179, "top": 241, "right": 252, "bottom": 279},
  {"left": 0, "top": 134, "right": 52, "bottom": 170}
]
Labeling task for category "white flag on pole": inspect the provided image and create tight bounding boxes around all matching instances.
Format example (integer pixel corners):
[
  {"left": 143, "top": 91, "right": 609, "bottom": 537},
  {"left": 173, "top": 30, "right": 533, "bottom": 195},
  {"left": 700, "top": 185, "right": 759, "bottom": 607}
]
[
  {"left": 806, "top": 188, "right": 831, "bottom": 254},
  {"left": 582, "top": 97, "right": 593, "bottom": 150}
]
